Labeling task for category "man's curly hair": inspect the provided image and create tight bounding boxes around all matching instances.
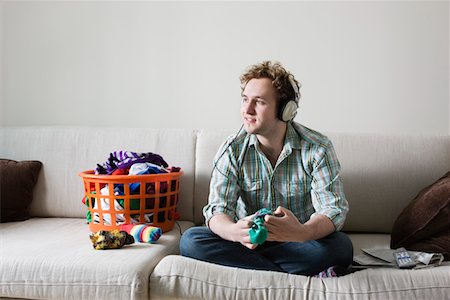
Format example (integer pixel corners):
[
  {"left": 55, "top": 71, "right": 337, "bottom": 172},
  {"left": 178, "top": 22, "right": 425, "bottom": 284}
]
[{"left": 240, "top": 61, "right": 301, "bottom": 105}]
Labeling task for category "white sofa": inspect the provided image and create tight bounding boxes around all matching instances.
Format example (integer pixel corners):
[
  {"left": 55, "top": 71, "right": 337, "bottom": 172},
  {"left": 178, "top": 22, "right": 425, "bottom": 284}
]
[{"left": 0, "top": 126, "right": 449, "bottom": 300}]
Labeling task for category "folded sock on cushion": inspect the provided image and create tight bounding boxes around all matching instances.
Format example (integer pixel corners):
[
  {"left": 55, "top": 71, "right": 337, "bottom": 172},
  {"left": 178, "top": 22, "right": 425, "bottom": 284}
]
[{"left": 120, "top": 224, "right": 162, "bottom": 243}]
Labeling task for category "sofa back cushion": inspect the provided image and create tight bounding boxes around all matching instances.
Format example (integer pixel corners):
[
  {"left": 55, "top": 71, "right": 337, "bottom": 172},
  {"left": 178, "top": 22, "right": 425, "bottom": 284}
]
[
  {"left": 0, "top": 127, "right": 196, "bottom": 220},
  {"left": 330, "top": 134, "right": 449, "bottom": 233},
  {"left": 195, "top": 130, "right": 450, "bottom": 233}
]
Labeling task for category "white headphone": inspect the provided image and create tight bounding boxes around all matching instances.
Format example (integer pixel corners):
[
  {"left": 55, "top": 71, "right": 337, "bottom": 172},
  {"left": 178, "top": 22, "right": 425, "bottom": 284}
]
[{"left": 278, "top": 77, "right": 300, "bottom": 122}]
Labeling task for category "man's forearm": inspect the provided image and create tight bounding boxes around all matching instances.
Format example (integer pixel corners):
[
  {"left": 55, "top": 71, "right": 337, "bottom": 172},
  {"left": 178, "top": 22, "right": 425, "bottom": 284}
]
[
  {"left": 303, "top": 214, "right": 336, "bottom": 241},
  {"left": 209, "top": 213, "right": 256, "bottom": 249},
  {"left": 208, "top": 213, "right": 237, "bottom": 242}
]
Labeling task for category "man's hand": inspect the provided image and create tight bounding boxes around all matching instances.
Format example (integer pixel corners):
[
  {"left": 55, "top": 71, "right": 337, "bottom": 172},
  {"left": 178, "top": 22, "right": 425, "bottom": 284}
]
[
  {"left": 209, "top": 213, "right": 257, "bottom": 249},
  {"left": 264, "top": 206, "right": 336, "bottom": 243},
  {"left": 233, "top": 216, "right": 257, "bottom": 249},
  {"left": 264, "top": 206, "right": 307, "bottom": 242}
]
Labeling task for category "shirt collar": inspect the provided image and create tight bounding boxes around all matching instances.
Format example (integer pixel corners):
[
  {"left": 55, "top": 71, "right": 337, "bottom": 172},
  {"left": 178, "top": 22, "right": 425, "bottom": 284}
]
[
  {"left": 248, "top": 133, "right": 258, "bottom": 147},
  {"left": 285, "top": 122, "right": 303, "bottom": 150}
]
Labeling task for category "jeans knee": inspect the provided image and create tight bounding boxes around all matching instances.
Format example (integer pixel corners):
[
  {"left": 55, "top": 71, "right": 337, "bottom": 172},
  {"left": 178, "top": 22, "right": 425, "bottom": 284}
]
[
  {"left": 180, "top": 226, "right": 211, "bottom": 256},
  {"left": 179, "top": 227, "right": 196, "bottom": 255},
  {"left": 340, "top": 232, "right": 353, "bottom": 252},
  {"left": 333, "top": 231, "right": 354, "bottom": 264}
]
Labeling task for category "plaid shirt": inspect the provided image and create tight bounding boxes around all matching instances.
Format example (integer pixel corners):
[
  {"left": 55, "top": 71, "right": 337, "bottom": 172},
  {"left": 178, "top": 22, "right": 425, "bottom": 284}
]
[{"left": 203, "top": 122, "right": 349, "bottom": 231}]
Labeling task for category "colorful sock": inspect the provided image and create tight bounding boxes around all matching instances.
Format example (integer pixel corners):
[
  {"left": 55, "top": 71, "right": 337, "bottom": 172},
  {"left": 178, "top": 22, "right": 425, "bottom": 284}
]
[
  {"left": 90, "top": 230, "right": 134, "bottom": 250},
  {"left": 120, "top": 224, "right": 162, "bottom": 243},
  {"left": 314, "top": 266, "right": 338, "bottom": 278}
]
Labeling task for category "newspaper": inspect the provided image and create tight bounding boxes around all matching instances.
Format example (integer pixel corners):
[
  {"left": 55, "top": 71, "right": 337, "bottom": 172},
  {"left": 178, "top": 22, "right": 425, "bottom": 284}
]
[{"left": 353, "top": 248, "right": 444, "bottom": 269}]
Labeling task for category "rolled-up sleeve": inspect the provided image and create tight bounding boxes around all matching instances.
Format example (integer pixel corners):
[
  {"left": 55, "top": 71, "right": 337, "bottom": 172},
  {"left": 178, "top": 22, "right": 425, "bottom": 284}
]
[
  {"left": 309, "top": 140, "right": 349, "bottom": 231},
  {"left": 203, "top": 141, "right": 241, "bottom": 227}
]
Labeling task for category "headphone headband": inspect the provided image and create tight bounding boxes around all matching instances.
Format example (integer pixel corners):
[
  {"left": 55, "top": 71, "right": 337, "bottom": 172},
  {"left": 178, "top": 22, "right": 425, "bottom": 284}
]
[{"left": 288, "top": 76, "right": 300, "bottom": 103}]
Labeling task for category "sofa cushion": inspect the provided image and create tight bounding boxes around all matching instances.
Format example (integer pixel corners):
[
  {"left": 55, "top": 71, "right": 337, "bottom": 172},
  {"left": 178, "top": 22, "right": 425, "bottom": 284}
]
[
  {"left": 195, "top": 131, "right": 450, "bottom": 232},
  {"left": 150, "top": 255, "right": 450, "bottom": 300},
  {"left": 0, "top": 127, "right": 196, "bottom": 221},
  {"left": 0, "top": 218, "right": 194, "bottom": 299},
  {"left": 391, "top": 172, "right": 450, "bottom": 259},
  {"left": 0, "top": 159, "right": 42, "bottom": 222}
]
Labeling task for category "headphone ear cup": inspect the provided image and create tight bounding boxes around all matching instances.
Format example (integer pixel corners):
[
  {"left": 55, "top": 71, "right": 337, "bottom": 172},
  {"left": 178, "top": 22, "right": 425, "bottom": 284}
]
[{"left": 280, "top": 100, "right": 298, "bottom": 122}]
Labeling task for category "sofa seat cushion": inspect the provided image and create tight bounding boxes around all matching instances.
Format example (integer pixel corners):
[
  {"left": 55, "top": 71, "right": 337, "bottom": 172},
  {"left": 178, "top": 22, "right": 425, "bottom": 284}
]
[
  {"left": 0, "top": 218, "right": 194, "bottom": 300},
  {"left": 150, "top": 255, "right": 450, "bottom": 300}
]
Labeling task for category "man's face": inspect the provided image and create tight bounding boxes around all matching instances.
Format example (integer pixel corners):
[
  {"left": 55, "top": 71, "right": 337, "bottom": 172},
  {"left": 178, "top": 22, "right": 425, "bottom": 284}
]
[{"left": 241, "top": 78, "right": 280, "bottom": 135}]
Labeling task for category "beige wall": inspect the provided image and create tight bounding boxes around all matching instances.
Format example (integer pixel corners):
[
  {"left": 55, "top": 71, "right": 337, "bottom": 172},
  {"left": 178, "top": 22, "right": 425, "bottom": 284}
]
[
  {"left": 1, "top": 1, "right": 449, "bottom": 135},
  {"left": 0, "top": 2, "right": 3, "bottom": 126}
]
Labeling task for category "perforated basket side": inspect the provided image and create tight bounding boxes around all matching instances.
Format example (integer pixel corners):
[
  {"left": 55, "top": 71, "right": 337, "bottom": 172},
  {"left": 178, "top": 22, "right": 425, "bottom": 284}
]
[{"left": 79, "top": 170, "right": 182, "bottom": 232}]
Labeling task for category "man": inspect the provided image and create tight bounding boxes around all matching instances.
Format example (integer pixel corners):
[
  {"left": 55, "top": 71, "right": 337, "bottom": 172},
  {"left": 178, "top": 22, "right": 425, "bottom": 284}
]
[{"left": 180, "top": 61, "right": 353, "bottom": 276}]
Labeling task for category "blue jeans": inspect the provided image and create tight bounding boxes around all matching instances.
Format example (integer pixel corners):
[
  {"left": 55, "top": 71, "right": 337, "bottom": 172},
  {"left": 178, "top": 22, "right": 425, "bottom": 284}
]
[{"left": 180, "top": 226, "right": 353, "bottom": 276}]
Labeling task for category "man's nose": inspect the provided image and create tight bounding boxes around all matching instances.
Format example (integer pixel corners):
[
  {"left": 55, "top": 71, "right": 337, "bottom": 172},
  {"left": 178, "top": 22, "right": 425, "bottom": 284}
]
[{"left": 243, "top": 100, "right": 255, "bottom": 114}]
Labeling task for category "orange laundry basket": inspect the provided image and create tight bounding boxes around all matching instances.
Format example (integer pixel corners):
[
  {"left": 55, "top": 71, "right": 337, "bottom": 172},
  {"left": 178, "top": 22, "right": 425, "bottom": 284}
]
[{"left": 79, "top": 170, "right": 182, "bottom": 233}]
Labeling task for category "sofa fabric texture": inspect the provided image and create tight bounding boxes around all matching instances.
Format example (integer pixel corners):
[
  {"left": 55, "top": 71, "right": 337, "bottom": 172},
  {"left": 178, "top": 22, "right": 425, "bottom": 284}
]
[
  {"left": 195, "top": 131, "right": 450, "bottom": 233},
  {"left": 0, "top": 159, "right": 42, "bottom": 222},
  {"left": 0, "top": 127, "right": 196, "bottom": 220},
  {"left": 0, "top": 218, "right": 193, "bottom": 299},
  {"left": 150, "top": 255, "right": 450, "bottom": 300},
  {"left": 0, "top": 126, "right": 449, "bottom": 300}
]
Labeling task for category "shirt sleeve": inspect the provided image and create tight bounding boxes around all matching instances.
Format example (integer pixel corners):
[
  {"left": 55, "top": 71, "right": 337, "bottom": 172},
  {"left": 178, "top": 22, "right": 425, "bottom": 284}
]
[
  {"left": 309, "top": 140, "right": 349, "bottom": 231},
  {"left": 202, "top": 139, "right": 241, "bottom": 227}
]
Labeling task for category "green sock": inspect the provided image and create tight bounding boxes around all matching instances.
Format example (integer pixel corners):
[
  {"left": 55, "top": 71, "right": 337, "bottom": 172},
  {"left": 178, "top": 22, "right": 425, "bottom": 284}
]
[{"left": 249, "top": 208, "right": 273, "bottom": 245}]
